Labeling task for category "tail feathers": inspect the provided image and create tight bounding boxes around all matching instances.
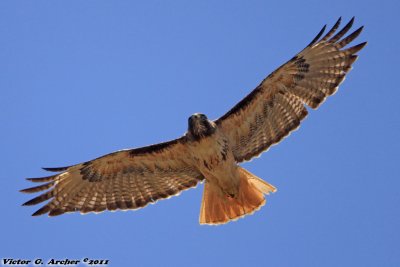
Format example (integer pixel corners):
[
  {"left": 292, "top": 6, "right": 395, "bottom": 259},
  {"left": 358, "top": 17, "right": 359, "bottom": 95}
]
[
  {"left": 240, "top": 167, "right": 277, "bottom": 195},
  {"left": 199, "top": 167, "right": 276, "bottom": 225}
]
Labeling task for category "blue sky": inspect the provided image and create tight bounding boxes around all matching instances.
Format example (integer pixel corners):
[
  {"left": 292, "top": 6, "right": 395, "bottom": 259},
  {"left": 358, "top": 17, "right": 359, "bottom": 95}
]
[{"left": 1, "top": 1, "right": 399, "bottom": 266}]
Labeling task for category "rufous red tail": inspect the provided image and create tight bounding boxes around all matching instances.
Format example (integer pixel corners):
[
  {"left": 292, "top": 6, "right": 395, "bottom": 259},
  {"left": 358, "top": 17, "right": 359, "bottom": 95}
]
[{"left": 199, "top": 167, "right": 276, "bottom": 225}]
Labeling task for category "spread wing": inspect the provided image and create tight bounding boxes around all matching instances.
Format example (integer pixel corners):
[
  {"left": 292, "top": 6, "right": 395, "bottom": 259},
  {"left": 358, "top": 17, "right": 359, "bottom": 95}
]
[
  {"left": 216, "top": 17, "right": 366, "bottom": 163},
  {"left": 21, "top": 137, "right": 204, "bottom": 216}
]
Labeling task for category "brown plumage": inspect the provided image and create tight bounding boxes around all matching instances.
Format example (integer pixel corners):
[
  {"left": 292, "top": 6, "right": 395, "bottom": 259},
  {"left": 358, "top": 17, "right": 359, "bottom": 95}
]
[{"left": 22, "top": 17, "right": 366, "bottom": 225}]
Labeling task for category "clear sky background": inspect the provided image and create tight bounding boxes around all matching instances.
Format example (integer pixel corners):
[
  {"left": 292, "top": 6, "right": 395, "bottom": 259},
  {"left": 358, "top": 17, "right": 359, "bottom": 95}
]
[{"left": 1, "top": 1, "right": 399, "bottom": 267}]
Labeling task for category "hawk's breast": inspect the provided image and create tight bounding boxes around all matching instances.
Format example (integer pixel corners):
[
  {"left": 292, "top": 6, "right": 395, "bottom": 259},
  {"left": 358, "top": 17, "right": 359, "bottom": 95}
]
[{"left": 187, "top": 129, "right": 239, "bottom": 192}]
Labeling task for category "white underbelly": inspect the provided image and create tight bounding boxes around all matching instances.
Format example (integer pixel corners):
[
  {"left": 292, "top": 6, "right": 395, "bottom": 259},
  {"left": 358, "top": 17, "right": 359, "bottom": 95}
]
[{"left": 188, "top": 132, "right": 240, "bottom": 196}]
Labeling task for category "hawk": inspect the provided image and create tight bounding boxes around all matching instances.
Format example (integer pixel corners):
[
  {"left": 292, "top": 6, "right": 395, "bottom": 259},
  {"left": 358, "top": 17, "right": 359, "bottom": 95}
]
[{"left": 22, "top": 17, "right": 366, "bottom": 225}]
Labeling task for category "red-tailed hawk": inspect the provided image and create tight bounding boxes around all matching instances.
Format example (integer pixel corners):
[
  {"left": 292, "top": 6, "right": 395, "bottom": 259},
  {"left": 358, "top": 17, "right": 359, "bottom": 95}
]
[{"left": 22, "top": 17, "right": 366, "bottom": 225}]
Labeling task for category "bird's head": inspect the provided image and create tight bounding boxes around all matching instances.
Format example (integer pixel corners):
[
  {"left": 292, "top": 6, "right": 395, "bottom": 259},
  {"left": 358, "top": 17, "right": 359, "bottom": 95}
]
[{"left": 188, "top": 113, "right": 216, "bottom": 140}]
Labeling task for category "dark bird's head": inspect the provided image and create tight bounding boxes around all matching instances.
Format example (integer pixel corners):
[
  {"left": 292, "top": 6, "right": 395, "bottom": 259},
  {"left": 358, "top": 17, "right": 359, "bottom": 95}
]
[{"left": 188, "top": 113, "right": 216, "bottom": 140}]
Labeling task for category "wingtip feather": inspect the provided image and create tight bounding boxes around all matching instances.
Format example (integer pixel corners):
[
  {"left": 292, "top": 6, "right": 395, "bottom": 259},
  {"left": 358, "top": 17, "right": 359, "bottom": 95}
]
[
  {"left": 345, "top": 42, "right": 367, "bottom": 56},
  {"left": 26, "top": 174, "right": 58, "bottom": 183},
  {"left": 20, "top": 182, "right": 54, "bottom": 194},
  {"left": 320, "top": 17, "right": 342, "bottom": 42},
  {"left": 307, "top": 24, "right": 326, "bottom": 47},
  {"left": 31, "top": 206, "right": 50, "bottom": 216},
  {"left": 42, "top": 166, "right": 70, "bottom": 172},
  {"left": 337, "top": 26, "right": 364, "bottom": 48},
  {"left": 329, "top": 17, "right": 355, "bottom": 43}
]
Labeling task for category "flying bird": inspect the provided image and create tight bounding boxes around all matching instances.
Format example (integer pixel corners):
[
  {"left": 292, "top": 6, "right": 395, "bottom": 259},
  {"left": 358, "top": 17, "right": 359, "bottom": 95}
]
[{"left": 22, "top": 17, "right": 366, "bottom": 225}]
